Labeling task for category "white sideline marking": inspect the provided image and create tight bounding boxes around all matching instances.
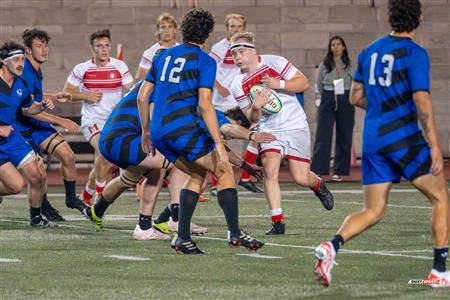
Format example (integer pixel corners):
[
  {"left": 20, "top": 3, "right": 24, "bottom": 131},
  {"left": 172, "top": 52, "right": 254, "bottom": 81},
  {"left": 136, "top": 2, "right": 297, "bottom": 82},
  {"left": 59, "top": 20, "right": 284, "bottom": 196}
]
[
  {"left": 0, "top": 258, "right": 21, "bottom": 263},
  {"left": 2, "top": 188, "right": 424, "bottom": 200},
  {"left": 104, "top": 255, "right": 149, "bottom": 261},
  {"left": 236, "top": 253, "right": 282, "bottom": 259}
]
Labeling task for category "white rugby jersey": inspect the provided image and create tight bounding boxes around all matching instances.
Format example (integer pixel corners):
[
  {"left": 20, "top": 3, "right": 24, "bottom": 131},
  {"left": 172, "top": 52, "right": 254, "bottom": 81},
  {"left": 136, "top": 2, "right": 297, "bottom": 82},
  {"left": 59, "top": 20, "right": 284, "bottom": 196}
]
[
  {"left": 139, "top": 41, "right": 179, "bottom": 70},
  {"left": 67, "top": 57, "right": 134, "bottom": 123},
  {"left": 230, "top": 55, "right": 308, "bottom": 132},
  {"left": 210, "top": 38, "right": 241, "bottom": 112}
]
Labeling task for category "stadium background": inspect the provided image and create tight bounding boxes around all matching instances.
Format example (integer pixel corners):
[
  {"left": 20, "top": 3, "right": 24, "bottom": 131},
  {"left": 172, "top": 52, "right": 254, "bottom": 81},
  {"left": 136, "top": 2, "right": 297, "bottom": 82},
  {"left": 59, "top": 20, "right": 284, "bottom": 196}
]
[{"left": 1, "top": 0, "right": 449, "bottom": 163}]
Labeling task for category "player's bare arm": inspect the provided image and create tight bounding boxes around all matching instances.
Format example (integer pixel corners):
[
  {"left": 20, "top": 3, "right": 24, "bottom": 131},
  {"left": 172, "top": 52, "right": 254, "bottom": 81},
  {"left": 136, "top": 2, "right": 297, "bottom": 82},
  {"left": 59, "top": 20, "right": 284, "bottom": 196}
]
[
  {"left": 214, "top": 80, "right": 230, "bottom": 97},
  {"left": 223, "top": 144, "right": 263, "bottom": 181},
  {"left": 350, "top": 81, "right": 366, "bottom": 109},
  {"left": 26, "top": 112, "right": 80, "bottom": 134},
  {"left": 0, "top": 125, "right": 14, "bottom": 138},
  {"left": 261, "top": 71, "right": 309, "bottom": 93},
  {"left": 122, "top": 81, "right": 135, "bottom": 93},
  {"left": 44, "top": 92, "right": 72, "bottom": 104},
  {"left": 413, "top": 91, "right": 443, "bottom": 175},
  {"left": 63, "top": 82, "right": 102, "bottom": 103},
  {"left": 220, "top": 123, "right": 276, "bottom": 144},
  {"left": 246, "top": 88, "right": 273, "bottom": 123},
  {"left": 137, "top": 80, "right": 155, "bottom": 156},
  {"left": 22, "top": 98, "right": 54, "bottom": 115}
]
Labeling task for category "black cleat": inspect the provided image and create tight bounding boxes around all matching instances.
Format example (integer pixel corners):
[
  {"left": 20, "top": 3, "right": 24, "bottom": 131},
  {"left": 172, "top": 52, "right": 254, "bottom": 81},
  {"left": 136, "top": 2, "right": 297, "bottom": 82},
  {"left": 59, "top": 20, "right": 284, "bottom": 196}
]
[
  {"left": 41, "top": 201, "right": 65, "bottom": 222},
  {"left": 265, "top": 221, "right": 285, "bottom": 235},
  {"left": 171, "top": 236, "right": 206, "bottom": 254},
  {"left": 238, "top": 180, "right": 264, "bottom": 193},
  {"left": 313, "top": 180, "right": 334, "bottom": 210},
  {"left": 66, "top": 196, "right": 87, "bottom": 213},
  {"left": 30, "top": 215, "right": 59, "bottom": 228},
  {"left": 228, "top": 230, "right": 265, "bottom": 251}
]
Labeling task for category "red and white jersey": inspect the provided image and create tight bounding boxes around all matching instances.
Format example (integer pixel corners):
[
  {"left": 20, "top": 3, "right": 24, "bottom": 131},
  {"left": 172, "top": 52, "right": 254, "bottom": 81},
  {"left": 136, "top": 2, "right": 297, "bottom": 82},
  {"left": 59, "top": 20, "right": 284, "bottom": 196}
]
[
  {"left": 67, "top": 57, "right": 134, "bottom": 123},
  {"left": 210, "top": 38, "right": 241, "bottom": 112},
  {"left": 139, "top": 42, "right": 180, "bottom": 70},
  {"left": 230, "top": 55, "right": 308, "bottom": 132}
]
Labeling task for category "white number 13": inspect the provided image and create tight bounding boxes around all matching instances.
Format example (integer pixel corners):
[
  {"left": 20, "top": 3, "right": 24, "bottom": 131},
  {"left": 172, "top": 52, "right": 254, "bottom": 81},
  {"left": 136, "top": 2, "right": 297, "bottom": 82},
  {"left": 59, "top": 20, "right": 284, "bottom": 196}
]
[{"left": 369, "top": 52, "right": 395, "bottom": 87}]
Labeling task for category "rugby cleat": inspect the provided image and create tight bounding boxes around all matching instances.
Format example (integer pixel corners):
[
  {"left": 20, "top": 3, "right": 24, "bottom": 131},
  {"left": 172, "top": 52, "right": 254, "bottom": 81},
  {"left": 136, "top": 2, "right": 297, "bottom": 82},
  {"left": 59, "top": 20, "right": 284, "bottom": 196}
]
[
  {"left": 313, "top": 180, "right": 334, "bottom": 210},
  {"left": 168, "top": 218, "right": 208, "bottom": 235},
  {"left": 65, "top": 196, "right": 87, "bottom": 213},
  {"left": 83, "top": 206, "right": 104, "bottom": 231},
  {"left": 228, "top": 230, "right": 264, "bottom": 251},
  {"left": 238, "top": 180, "right": 264, "bottom": 193},
  {"left": 30, "top": 215, "right": 59, "bottom": 228},
  {"left": 313, "top": 241, "right": 337, "bottom": 287},
  {"left": 426, "top": 269, "right": 450, "bottom": 288},
  {"left": 133, "top": 225, "right": 171, "bottom": 241},
  {"left": 153, "top": 221, "right": 171, "bottom": 234},
  {"left": 41, "top": 202, "right": 65, "bottom": 222},
  {"left": 171, "top": 235, "right": 206, "bottom": 254},
  {"left": 265, "top": 221, "right": 285, "bottom": 235}
]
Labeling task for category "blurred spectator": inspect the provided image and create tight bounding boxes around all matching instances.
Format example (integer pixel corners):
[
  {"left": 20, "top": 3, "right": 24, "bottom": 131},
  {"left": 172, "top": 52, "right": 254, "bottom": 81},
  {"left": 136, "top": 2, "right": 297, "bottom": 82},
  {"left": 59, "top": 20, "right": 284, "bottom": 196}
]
[{"left": 311, "top": 36, "right": 355, "bottom": 181}]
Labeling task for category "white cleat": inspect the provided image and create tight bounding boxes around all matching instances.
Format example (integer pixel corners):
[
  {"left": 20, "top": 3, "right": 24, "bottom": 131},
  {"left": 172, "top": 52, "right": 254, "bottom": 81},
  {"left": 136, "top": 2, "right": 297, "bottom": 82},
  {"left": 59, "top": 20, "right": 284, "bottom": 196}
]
[
  {"left": 427, "top": 269, "right": 450, "bottom": 288},
  {"left": 133, "top": 225, "right": 171, "bottom": 241},
  {"left": 313, "top": 241, "right": 337, "bottom": 288},
  {"left": 168, "top": 218, "right": 208, "bottom": 235}
]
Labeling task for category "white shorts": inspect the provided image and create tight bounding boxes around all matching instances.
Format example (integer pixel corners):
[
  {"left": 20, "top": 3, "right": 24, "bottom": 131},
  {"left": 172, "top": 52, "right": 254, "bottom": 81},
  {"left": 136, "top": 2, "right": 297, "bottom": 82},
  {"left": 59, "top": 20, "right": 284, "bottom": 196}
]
[
  {"left": 260, "top": 127, "right": 311, "bottom": 163},
  {"left": 81, "top": 119, "right": 107, "bottom": 143}
]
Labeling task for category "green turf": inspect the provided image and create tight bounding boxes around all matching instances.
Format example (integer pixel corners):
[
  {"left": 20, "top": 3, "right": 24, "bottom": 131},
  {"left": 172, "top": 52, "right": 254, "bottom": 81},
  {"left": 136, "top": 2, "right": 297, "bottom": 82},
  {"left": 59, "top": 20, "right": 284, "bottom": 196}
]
[{"left": 0, "top": 182, "right": 449, "bottom": 299}]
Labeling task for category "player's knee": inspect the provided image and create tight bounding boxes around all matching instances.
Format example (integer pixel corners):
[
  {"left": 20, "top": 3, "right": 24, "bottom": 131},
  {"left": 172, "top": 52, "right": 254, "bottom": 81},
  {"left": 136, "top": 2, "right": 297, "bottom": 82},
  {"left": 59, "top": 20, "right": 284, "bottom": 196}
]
[
  {"left": 28, "top": 171, "right": 44, "bottom": 188},
  {"left": 10, "top": 177, "right": 26, "bottom": 194},
  {"left": 366, "top": 206, "right": 386, "bottom": 223},
  {"left": 263, "top": 167, "right": 279, "bottom": 182},
  {"left": 60, "top": 147, "right": 75, "bottom": 166}
]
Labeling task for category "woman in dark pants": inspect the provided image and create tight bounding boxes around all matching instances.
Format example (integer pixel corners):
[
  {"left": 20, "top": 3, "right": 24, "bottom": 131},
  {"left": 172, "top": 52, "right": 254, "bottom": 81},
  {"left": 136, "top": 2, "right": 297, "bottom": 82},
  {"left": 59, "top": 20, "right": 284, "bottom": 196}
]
[{"left": 311, "top": 36, "right": 355, "bottom": 181}]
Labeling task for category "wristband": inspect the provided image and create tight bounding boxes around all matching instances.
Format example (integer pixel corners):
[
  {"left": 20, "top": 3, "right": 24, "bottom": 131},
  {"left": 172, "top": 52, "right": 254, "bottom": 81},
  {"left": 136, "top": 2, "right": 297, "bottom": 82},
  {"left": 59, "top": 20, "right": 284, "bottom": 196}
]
[
  {"left": 279, "top": 80, "right": 286, "bottom": 89},
  {"left": 248, "top": 131, "right": 255, "bottom": 141}
]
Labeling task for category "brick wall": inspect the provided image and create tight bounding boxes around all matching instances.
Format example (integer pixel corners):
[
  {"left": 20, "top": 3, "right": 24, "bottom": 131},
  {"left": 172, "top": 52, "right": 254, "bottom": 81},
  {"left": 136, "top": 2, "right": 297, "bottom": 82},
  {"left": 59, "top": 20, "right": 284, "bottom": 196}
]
[{"left": 1, "top": 0, "right": 449, "bottom": 156}]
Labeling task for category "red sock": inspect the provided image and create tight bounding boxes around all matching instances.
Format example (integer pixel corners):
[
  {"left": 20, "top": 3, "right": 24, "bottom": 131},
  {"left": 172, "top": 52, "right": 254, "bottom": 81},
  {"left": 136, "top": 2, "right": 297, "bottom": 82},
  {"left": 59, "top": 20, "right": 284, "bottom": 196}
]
[
  {"left": 240, "top": 145, "right": 258, "bottom": 181},
  {"left": 211, "top": 175, "right": 217, "bottom": 189},
  {"left": 271, "top": 213, "right": 284, "bottom": 223},
  {"left": 82, "top": 189, "right": 93, "bottom": 201},
  {"left": 312, "top": 178, "right": 321, "bottom": 192}
]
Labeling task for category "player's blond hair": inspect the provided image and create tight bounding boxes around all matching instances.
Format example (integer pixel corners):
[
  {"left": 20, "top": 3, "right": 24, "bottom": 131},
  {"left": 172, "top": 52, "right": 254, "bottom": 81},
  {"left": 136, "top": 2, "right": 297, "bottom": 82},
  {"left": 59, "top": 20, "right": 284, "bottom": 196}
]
[
  {"left": 230, "top": 31, "right": 256, "bottom": 45},
  {"left": 155, "top": 12, "right": 178, "bottom": 40},
  {"left": 225, "top": 14, "right": 246, "bottom": 29}
]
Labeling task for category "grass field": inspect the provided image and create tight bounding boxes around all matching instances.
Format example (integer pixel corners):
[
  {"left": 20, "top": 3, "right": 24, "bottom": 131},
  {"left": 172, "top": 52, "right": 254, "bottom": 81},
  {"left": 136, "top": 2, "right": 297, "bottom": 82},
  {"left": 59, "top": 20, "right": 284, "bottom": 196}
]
[{"left": 1, "top": 182, "right": 449, "bottom": 299}]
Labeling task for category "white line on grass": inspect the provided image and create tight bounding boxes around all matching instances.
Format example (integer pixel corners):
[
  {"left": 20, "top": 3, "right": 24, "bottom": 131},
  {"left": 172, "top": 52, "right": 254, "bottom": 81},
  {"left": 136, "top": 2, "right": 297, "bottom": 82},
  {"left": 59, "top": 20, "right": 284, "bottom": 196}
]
[
  {"left": 235, "top": 253, "right": 282, "bottom": 259},
  {"left": 0, "top": 218, "right": 437, "bottom": 261},
  {"left": 0, "top": 258, "right": 21, "bottom": 263},
  {"left": 104, "top": 255, "right": 150, "bottom": 261}
]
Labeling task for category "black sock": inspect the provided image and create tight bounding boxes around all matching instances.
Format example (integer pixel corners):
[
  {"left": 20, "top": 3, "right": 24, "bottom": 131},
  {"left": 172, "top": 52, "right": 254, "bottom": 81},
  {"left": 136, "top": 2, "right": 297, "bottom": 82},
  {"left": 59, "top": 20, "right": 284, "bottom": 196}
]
[
  {"left": 93, "top": 195, "right": 113, "bottom": 218},
  {"left": 41, "top": 194, "right": 51, "bottom": 209},
  {"left": 217, "top": 188, "right": 240, "bottom": 237},
  {"left": 139, "top": 214, "right": 152, "bottom": 230},
  {"left": 30, "top": 207, "right": 41, "bottom": 218},
  {"left": 63, "top": 180, "right": 76, "bottom": 201},
  {"left": 433, "top": 247, "right": 448, "bottom": 272},
  {"left": 170, "top": 203, "right": 180, "bottom": 222},
  {"left": 330, "top": 234, "right": 344, "bottom": 254},
  {"left": 155, "top": 206, "right": 170, "bottom": 224},
  {"left": 178, "top": 189, "right": 199, "bottom": 241}
]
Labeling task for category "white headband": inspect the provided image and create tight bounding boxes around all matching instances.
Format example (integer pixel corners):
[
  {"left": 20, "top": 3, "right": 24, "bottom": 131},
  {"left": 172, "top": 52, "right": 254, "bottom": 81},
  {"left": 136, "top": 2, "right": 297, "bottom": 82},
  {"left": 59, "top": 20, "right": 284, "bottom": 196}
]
[
  {"left": 230, "top": 42, "right": 255, "bottom": 51},
  {"left": 2, "top": 49, "right": 24, "bottom": 62}
]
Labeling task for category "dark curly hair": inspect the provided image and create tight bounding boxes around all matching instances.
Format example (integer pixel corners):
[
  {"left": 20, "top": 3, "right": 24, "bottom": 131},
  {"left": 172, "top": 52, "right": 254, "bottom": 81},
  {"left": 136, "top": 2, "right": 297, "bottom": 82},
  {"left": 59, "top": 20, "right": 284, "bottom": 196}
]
[
  {"left": 0, "top": 40, "right": 25, "bottom": 67},
  {"left": 323, "top": 35, "right": 351, "bottom": 73},
  {"left": 181, "top": 8, "right": 214, "bottom": 44},
  {"left": 89, "top": 29, "right": 111, "bottom": 47},
  {"left": 388, "top": 0, "right": 422, "bottom": 33},
  {"left": 22, "top": 28, "right": 51, "bottom": 49}
]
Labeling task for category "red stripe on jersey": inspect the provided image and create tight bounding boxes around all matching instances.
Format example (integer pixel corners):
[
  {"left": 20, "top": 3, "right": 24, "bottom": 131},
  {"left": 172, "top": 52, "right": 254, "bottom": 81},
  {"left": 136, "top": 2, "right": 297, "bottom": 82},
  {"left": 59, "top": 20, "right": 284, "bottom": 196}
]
[
  {"left": 84, "top": 82, "right": 122, "bottom": 89},
  {"left": 280, "top": 62, "right": 291, "bottom": 77},
  {"left": 82, "top": 69, "right": 123, "bottom": 89},
  {"left": 241, "top": 66, "right": 282, "bottom": 96},
  {"left": 141, "top": 56, "right": 152, "bottom": 64},
  {"left": 210, "top": 51, "right": 221, "bottom": 62},
  {"left": 223, "top": 49, "right": 235, "bottom": 65}
]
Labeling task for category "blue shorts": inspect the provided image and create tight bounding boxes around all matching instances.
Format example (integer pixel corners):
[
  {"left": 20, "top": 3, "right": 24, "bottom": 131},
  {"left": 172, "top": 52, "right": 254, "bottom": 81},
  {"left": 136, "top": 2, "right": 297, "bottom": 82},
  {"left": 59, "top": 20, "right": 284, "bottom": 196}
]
[
  {"left": 153, "top": 123, "right": 215, "bottom": 163},
  {"left": 200, "top": 110, "right": 231, "bottom": 130},
  {"left": 18, "top": 121, "right": 57, "bottom": 154},
  {"left": 362, "top": 143, "right": 431, "bottom": 185},
  {"left": 99, "top": 132, "right": 146, "bottom": 169},
  {"left": 0, "top": 130, "right": 34, "bottom": 167}
]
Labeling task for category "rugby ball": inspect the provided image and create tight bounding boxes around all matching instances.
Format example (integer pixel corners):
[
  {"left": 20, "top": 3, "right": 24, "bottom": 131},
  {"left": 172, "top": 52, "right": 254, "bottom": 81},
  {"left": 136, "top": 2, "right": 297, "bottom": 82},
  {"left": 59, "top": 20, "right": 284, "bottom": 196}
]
[{"left": 249, "top": 84, "right": 282, "bottom": 114}]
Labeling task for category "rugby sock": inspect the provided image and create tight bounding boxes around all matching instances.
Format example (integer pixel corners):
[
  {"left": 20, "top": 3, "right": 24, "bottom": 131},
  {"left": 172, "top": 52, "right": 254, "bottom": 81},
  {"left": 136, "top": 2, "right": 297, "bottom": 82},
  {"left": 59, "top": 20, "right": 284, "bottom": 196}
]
[
  {"left": 139, "top": 214, "right": 152, "bottom": 231},
  {"left": 41, "top": 193, "right": 51, "bottom": 209},
  {"left": 30, "top": 206, "right": 41, "bottom": 218},
  {"left": 330, "top": 234, "right": 344, "bottom": 254},
  {"left": 95, "top": 180, "right": 106, "bottom": 196},
  {"left": 217, "top": 188, "right": 240, "bottom": 237},
  {"left": 178, "top": 189, "right": 199, "bottom": 241},
  {"left": 155, "top": 206, "right": 171, "bottom": 224},
  {"left": 271, "top": 208, "right": 284, "bottom": 223},
  {"left": 93, "top": 195, "right": 113, "bottom": 218},
  {"left": 211, "top": 175, "right": 217, "bottom": 189},
  {"left": 63, "top": 180, "right": 77, "bottom": 201},
  {"left": 170, "top": 203, "right": 180, "bottom": 222},
  {"left": 433, "top": 247, "right": 448, "bottom": 272},
  {"left": 311, "top": 177, "right": 321, "bottom": 192},
  {"left": 240, "top": 145, "right": 258, "bottom": 181},
  {"left": 82, "top": 185, "right": 95, "bottom": 201}
]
